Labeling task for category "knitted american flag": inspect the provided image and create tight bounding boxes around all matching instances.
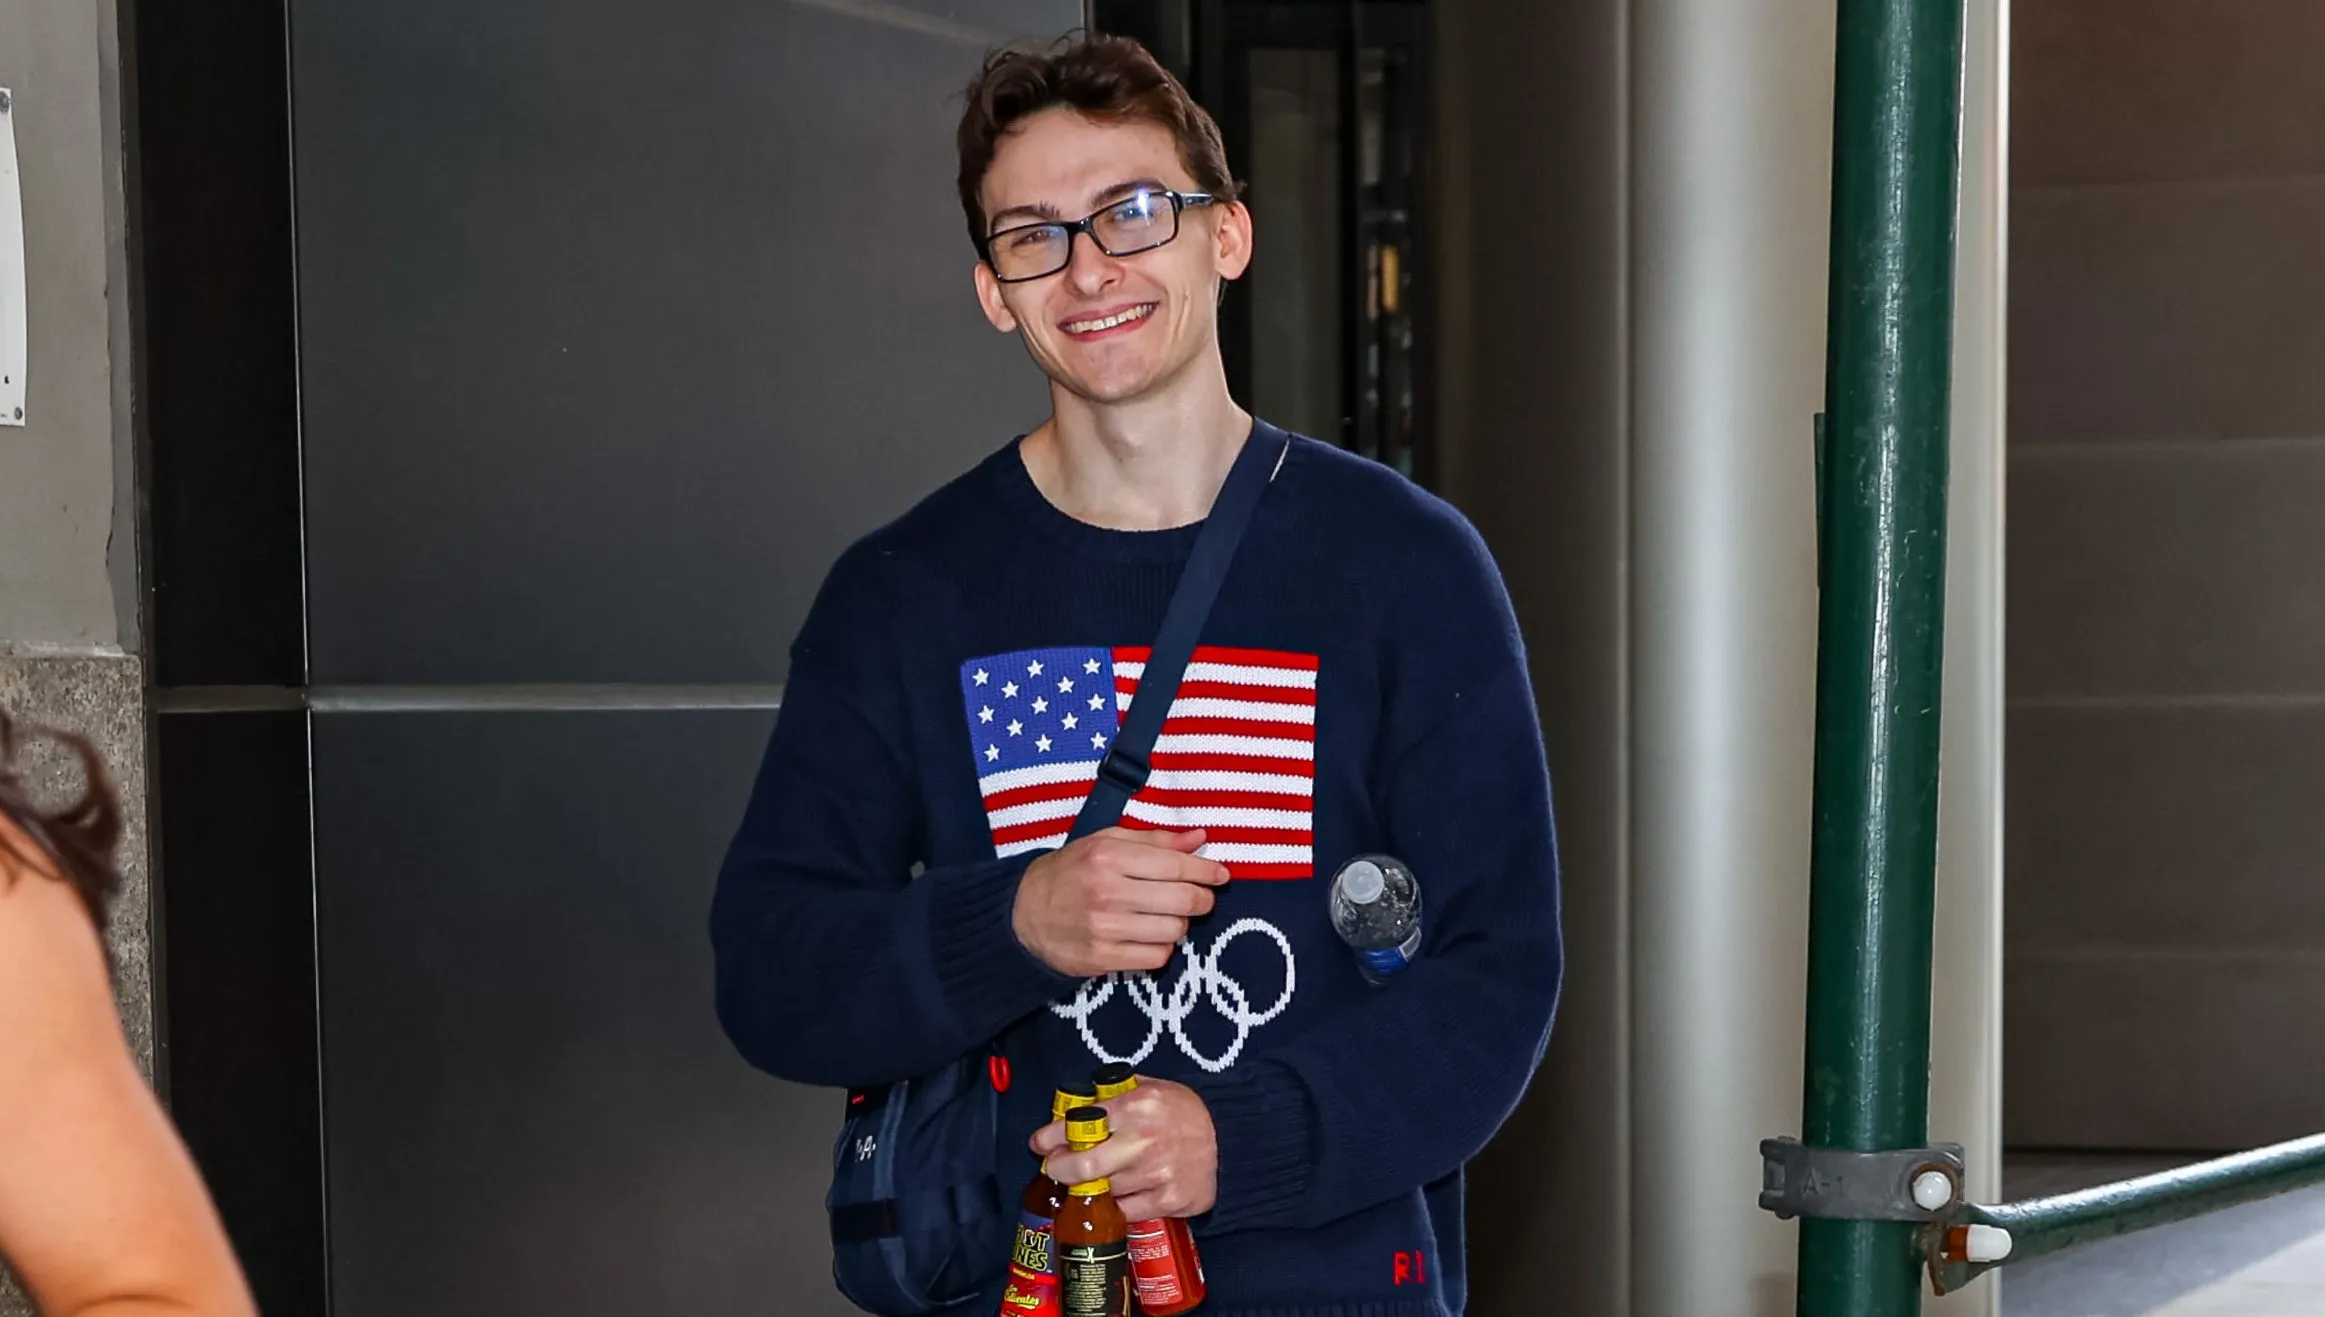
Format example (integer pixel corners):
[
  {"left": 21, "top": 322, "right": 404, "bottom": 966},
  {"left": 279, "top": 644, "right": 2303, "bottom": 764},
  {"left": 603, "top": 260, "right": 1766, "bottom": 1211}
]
[{"left": 957, "top": 645, "right": 1317, "bottom": 879}]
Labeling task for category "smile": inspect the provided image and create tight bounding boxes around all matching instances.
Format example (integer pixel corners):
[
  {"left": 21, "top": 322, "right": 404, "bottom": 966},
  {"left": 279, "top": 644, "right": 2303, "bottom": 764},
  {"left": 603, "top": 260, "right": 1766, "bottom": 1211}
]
[{"left": 1061, "top": 303, "right": 1156, "bottom": 337}]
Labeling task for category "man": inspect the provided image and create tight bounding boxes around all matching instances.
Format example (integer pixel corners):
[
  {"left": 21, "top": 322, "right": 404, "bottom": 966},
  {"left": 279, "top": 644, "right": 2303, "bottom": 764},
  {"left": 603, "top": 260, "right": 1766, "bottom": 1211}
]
[{"left": 711, "top": 33, "right": 1561, "bottom": 1315}]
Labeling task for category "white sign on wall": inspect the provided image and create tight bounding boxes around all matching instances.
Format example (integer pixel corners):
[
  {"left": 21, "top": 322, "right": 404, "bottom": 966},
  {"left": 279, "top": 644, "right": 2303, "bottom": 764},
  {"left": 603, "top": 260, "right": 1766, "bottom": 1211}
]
[{"left": 1, "top": 87, "right": 25, "bottom": 427}]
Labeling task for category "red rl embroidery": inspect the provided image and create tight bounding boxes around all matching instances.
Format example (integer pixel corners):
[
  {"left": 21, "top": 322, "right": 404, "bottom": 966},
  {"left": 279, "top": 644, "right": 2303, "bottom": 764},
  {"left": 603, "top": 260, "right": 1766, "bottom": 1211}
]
[{"left": 1392, "top": 1251, "right": 1428, "bottom": 1286}]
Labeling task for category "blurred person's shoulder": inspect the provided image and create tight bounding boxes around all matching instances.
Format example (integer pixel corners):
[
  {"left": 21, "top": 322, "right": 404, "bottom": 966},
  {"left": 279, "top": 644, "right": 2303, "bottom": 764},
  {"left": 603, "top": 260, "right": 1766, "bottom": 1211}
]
[
  {"left": 0, "top": 815, "right": 106, "bottom": 963},
  {"left": 0, "top": 813, "right": 117, "bottom": 1077}
]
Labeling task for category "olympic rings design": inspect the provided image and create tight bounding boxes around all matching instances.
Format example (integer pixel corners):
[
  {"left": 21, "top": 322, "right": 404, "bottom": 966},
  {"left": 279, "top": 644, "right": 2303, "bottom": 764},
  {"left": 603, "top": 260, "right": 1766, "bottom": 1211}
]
[{"left": 1048, "top": 917, "right": 1298, "bottom": 1073}]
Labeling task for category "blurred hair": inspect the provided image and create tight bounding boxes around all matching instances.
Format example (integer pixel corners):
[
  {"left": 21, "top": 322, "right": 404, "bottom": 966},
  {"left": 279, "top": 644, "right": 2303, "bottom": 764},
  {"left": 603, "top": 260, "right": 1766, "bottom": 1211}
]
[{"left": 0, "top": 711, "right": 123, "bottom": 938}]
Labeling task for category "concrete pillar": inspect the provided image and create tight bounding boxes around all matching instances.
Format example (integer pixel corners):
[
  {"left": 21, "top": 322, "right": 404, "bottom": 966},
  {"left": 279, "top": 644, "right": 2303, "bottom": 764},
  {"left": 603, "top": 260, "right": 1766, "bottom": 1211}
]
[
  {"left": 1627, "top": 0, "right": 1831, "bottom": 1310},
  {"left": 0, "top": 1, "right": 147, "bottom": 1312}
]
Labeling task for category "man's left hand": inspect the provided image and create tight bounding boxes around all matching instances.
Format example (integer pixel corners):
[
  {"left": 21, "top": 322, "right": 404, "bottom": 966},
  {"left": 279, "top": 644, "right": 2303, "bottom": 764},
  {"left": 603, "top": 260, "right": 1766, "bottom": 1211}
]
[{"left": 1031, "top": 1077, "right": 1218, "bottom": 1220}]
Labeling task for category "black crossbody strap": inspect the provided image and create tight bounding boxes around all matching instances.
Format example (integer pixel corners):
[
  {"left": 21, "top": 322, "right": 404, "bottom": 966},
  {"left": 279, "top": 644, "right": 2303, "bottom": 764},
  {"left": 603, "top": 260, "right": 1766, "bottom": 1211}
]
[{"left": 1068, "top": 424, "right": 1289, "bottom": 840}]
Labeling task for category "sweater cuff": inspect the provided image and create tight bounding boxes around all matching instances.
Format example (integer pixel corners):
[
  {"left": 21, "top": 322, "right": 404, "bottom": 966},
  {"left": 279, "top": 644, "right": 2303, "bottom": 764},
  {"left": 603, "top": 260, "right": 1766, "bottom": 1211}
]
[
  {"left": 927, "top": 855, "right": 1076, "bottom": 1034},
  {"left": 1194, "top": 1066, "right": 1318, "bottom": 1234}
]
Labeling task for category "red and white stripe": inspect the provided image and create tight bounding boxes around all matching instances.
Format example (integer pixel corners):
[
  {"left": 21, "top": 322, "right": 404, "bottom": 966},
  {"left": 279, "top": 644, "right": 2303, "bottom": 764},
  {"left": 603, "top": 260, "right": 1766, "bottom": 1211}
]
[{"left": 979, "top": 645, "right": 1318, "bottom": 879}]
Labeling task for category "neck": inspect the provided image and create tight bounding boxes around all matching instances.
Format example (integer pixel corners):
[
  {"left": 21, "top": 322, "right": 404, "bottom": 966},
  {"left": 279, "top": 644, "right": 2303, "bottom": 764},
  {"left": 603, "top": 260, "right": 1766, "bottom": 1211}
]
[{"left": 1021, "top": 358, "right": 1252, "bottom": 531}]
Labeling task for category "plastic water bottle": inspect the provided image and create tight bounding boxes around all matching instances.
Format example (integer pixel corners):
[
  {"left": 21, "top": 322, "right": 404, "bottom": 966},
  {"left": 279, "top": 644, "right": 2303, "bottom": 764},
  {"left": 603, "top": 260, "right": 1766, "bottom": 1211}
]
[{"left": 1328, "top": 854, "right": 1422, "bottom": 983}]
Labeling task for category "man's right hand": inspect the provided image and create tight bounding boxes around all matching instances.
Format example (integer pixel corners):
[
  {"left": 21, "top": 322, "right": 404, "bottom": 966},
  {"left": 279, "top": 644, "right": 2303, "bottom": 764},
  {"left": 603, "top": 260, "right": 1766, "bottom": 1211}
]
[{"left": 1012, "top": 828, "right": 1230, "bottom": 978}]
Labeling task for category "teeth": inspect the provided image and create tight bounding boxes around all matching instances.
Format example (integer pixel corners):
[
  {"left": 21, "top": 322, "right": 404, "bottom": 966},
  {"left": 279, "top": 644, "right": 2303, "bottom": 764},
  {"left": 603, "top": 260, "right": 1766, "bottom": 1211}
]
[{"left": 1066, "top": 304, "right": 1152, "bottom": 334}]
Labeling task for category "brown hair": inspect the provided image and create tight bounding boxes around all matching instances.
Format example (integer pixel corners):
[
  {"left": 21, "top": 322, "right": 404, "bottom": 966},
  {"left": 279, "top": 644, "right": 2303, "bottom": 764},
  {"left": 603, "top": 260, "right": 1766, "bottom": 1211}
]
[
  {"left": 956, "top": 33, "right": 1240, "bottom": 255},
  {"left": 0, "top": 712, "right": 123, "bottom": 936}
]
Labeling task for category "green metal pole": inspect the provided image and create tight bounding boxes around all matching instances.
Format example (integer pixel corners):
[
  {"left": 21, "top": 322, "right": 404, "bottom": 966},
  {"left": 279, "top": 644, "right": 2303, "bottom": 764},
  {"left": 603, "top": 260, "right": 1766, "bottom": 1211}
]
[
  {"left": 1931, "top": 1133, "right": 2325, "bottom": 1294},
  {"left": 1797, "top": 0, "right": 1966, "bottom": 1314}
]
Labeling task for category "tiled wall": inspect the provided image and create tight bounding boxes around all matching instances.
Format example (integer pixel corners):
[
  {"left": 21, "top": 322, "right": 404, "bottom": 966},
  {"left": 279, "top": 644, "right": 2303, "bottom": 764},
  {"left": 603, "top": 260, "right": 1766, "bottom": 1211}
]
[
  {"left": 131, "top": 0, "right": 1073, "bottom": 1309},
  {"left": 2006, "top": 0, "right": 2325, "bottom": 1149}
]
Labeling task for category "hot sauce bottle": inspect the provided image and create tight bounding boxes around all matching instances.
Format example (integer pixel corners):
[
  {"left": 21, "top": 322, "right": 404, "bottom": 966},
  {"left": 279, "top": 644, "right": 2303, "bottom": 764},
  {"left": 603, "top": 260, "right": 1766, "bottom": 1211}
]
[
  {"left": 1091, "top": 1064, "right": 1207, "bottom": 1314},
  {"left": 1054, "top": 1107, "right": 1132, "bottom": 1317},
  {"left": 999, "top": 1088, "right": 1097, "bottom": 1317}
]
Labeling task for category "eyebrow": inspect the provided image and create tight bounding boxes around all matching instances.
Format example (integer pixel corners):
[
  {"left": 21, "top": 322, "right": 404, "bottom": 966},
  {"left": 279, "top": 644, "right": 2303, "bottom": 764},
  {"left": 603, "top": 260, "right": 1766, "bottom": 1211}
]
[{"left": 986, "top": 178, "right": 1174, "bottom": 233}]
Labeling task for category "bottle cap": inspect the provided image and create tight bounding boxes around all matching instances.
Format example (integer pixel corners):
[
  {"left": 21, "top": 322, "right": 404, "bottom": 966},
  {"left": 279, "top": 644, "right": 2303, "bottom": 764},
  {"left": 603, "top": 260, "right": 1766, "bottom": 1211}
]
[
  {"left": 1064, "top": 1106, "right": 1111, "bottom": 1149},
  {"left": 1339, "top": 858, "right": 1386, "bottom": 904},
  {"left": 1092, "top": 1063, "right": 1137, "bottom": 1099},
  {"left": 1053, "top": 1088, "right": 1096, "bottom": 1121}
]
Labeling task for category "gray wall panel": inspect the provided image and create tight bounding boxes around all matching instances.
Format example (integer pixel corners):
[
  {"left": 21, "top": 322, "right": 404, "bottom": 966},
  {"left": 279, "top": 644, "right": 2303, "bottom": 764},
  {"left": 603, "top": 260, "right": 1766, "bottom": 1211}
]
[
  {"left": 311, "top": 710, "right": 853, "bottom": 1316},
  {"left": 2006, "top": 0, "right": 2325, "bottom": 1148},
  {"left": 292, "top": 0, "right": 1072, "bottom": 684}
]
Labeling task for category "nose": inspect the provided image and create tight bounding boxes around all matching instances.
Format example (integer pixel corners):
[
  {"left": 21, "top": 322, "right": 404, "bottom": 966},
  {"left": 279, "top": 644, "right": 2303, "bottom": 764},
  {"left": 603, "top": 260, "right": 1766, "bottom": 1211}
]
[{"left": 1062, "top": 227, "right": 1123, "bottom": 296}]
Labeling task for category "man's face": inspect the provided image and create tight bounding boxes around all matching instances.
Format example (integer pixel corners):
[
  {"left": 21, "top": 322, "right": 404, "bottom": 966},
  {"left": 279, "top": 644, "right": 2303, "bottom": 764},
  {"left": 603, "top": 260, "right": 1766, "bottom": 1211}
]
[{"left": 974, "top": 108, "right": 1252, "bottom": 407}]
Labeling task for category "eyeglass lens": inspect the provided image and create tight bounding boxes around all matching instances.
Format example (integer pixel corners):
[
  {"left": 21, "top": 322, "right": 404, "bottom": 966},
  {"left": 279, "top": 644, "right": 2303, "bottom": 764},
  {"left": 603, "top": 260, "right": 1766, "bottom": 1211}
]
[{"left": 988, "top": 192, "right": 1181, "bottom": 281}]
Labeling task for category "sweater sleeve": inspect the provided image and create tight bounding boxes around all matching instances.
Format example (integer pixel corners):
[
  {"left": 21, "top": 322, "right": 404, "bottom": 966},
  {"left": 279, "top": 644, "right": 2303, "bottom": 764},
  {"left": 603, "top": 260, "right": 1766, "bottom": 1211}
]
[
  {"left": 709, "top": 547, "right": 1075, "bottom": 1090},
  {"left": 1189, "top": 517, "right": 1564, "bottom": 1234}
]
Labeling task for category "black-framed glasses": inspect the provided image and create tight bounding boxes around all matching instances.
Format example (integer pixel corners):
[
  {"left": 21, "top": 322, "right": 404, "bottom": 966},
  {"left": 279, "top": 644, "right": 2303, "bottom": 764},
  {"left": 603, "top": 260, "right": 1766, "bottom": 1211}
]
[{"left": 981, "top": 188, "right": 1217, "bottom": 283}]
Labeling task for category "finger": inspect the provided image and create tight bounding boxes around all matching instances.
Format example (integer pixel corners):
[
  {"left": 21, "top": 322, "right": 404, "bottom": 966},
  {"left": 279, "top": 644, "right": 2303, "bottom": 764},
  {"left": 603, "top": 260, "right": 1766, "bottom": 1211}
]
[
  {"left": 1135, "top": 827, "right": 1210, "bottom": 853},
  {"left": 1107, "top": 840, "right": 1214, "bottom": 882},
  {"left": 1175, "top": 852, "right": 1233, "bottom": 887},
  {"left": 1099, "top": 1155, "right": 1168, "bottom": 1199},
  {"left": 1106, "top": 875, "right": 1219, "bottom": 918},
  {"left": 1114, "top": 877, "right": 1217, "bottom": 918},
  {"left": 1096, "top": 1088, "right": 1166, "bottom": 1133},
  {"left": 1114, "top": 847, "right": 1231, "bottom": 887},
  {"left": 1115, "top": 885, "right": 1211, "bottom": 920},
  {"left": 1096, "top": 912, "right": 1191, "bottom": 946},
  {"left": 1043, "top": 1139, "right": 1138, "bottom": 1189},
  {"left": 1091, "top": 825, "right": 1206, "bottom": 852},
  {"left": 1028, "top": 1120, "right": 1069, "bottom": 1157},
  {"left": 1113, "top": 1190, "right": 1177, "bottom": 1222}
]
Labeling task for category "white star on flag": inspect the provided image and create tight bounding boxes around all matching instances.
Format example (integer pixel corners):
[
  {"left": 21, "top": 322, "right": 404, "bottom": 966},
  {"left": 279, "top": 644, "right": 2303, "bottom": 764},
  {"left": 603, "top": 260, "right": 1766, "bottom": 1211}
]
[
  {"left": 1058, "top": 677, "right": 1074, "bottom": 693},
  {"left": 974, "top": 669, "right": 989, "bottom": 686},
  {"left": 979, "top": 707, "right": 994, "bottom": 724},
  {"left": 1090, "top": 732, "right": 1107, "bottom": 750},
  {"left": 1088, "top": 694, "right": 1105, "bottom": 711},
  {"left": 1036, "top": 735, "right": 1052, "bottom": 753},
  {"left": 1028, "top": 659, "right": 1044, "bottom": 677},
  {"left": 1063, "top": 714, "right": 1079, "bottom": 730},
  {"left": 1002, "top": 682, "right": 1019, "bottom": 698},
  {"left": 1032, "top": 697, "right": 1049, "bottom": 714},
  {"left": 1084, "top": 658, "right": 1101, "bottom": 674},
  {"left": 1008, "top": 720, "right": 1023, "bottom": 736},
  {"left": 985, "top": 745, "right": 1000, "bottom": 761}
]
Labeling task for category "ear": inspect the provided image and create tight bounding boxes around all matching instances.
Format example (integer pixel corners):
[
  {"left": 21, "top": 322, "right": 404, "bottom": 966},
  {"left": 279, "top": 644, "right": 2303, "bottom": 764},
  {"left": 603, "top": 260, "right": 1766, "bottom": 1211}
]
[
  {"left": 1213, "top": 199, "right": 1255, "bottom": 283},
  {"left": 973, "top": 261, "right": 1021, "bottom": 334}
]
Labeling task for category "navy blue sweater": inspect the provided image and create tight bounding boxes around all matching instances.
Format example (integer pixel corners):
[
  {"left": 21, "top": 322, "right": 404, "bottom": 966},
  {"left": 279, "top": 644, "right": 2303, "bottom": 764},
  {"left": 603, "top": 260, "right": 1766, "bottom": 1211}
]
[{"left": 712, "top": 424, "right": 1562, "bottom": 1317}]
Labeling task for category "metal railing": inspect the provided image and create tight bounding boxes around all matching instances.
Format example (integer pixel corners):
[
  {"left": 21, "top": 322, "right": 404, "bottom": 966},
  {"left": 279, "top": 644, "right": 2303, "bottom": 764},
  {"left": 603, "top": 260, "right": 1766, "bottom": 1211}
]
[{"left": 1763, "top": 1, "right": 2325, "bottom": 1311}]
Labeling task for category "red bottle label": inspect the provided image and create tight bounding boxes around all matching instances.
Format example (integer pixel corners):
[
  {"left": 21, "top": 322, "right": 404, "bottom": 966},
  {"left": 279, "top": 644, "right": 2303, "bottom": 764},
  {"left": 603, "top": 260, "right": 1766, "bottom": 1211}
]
[
  {"left": 999, "top": 1211, "right": 1061, "bottom": 1317},
  {"left": 1126, "top": 1219, "right": 1185, "bottom": 1307}
]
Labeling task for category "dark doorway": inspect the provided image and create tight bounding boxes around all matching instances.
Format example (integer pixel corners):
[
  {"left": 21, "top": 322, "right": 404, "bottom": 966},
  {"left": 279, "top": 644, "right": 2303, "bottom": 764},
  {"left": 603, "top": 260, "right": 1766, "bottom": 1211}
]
[{"left": 1097, "top": 0, "right": 1436, "bottom": 485}]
